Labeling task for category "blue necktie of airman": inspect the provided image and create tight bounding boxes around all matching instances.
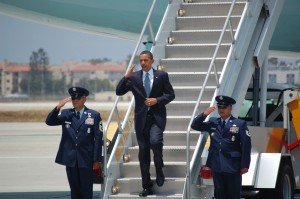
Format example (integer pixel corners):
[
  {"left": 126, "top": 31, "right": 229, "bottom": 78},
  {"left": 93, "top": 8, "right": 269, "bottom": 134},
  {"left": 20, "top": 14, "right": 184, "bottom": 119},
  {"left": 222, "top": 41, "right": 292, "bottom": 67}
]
[
  {"left": 76, "top": 111, "right": 80, "bottom": 120},
  {"left": 144, "top": 72, "right": 151, "bottom": 97},
  {"left": 221, "top": 120, "right": 226, "bottom": 129}
]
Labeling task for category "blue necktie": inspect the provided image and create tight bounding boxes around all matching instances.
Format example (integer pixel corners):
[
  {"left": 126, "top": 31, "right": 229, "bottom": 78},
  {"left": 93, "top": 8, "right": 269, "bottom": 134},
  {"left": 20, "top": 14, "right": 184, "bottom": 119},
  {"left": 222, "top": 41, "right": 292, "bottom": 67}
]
[
  {"left": 144, "top": 73, "right": 150, "bottom": 97},
  {"left": 221, "top": 120, "right": 225, "bottom": 129},
  {"left": 76, "top": 111, "right": 80, "bottom": 120}
]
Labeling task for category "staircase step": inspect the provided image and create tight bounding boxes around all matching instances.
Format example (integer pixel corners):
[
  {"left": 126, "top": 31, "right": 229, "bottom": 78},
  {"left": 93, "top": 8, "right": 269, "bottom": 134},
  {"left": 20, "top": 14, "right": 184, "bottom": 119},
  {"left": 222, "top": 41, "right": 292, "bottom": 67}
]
[
  {"left": 169, "top": 30, "right": 234, "bottom": 44},
  {"left": 120, "top": 162, "right": 186, "bottom": 178},
  {"left": 160, "top": 58, "right": 225, "bottom": 73},
  {"left": 168, "top": 73, "right": 220, "bottom": 87},
  {"left": 132, "top": 131, "right": 200, "bottom": 146},
  {"left": 109, "top": 194, "right": 183, "bottom": 199},
  {"left": 167, "top": 101, "right": 210, "bottom": 116},
  {"left": 173, "top": 86, "right": 216, "bottom": 101},
  {"left": 165, "top": 44, "right": 230, "bottom": 58},
  {"left": 180, "top": 2, "right": 245, "bottom": 17},
  {"left": 126, "top": 146, "right": 197, "bottom": 162},
  {"left": 176, "top": 16, "right": 241, "bottom": 30},
  {"left": 111, "top": 178, "right": 185, "bottom": 195},
  {"left": 190, "top": 0, "right": 246, "bottom": 3},
  {"left": 165, "top": 117, "right": 191, "bottom": 131}
]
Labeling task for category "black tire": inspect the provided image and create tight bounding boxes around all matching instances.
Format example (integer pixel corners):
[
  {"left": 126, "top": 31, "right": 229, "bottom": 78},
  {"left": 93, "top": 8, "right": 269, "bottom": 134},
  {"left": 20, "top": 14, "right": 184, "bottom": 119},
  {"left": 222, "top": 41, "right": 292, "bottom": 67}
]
[{"left": 262, "top": 164, "right": 294, "bottom": 199}]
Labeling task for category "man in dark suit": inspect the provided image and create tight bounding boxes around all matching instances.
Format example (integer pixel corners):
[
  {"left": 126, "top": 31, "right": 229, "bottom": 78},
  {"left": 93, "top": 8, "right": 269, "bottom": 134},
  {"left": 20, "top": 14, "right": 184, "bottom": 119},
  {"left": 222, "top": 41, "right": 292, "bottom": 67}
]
[
  {"left": 191, "top": 95, "right": 251, "bottom": 199},
  {"left": 116, "top": 51, "right": 175, "bottom": 197},
  {"left": 45, "top": 87, "right": 103, "bottom": 199}
]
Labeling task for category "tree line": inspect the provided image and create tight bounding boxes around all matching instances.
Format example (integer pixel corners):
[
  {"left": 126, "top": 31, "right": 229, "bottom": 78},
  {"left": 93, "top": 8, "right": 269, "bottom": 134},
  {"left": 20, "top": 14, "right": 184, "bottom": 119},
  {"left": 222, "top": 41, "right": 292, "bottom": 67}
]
[{"left": 19, "top": 48, "right": 115, "bottom": 98}]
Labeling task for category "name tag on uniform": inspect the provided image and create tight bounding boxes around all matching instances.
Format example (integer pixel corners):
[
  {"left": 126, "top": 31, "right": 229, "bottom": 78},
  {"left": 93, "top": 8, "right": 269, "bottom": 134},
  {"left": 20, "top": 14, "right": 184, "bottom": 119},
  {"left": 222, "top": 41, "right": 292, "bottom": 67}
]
[
  {"left": 65, "top": 121, "right": 71, "bottom": 128},
  {"left": 85, "top": 118, "right": 94, "bottom": 125}
]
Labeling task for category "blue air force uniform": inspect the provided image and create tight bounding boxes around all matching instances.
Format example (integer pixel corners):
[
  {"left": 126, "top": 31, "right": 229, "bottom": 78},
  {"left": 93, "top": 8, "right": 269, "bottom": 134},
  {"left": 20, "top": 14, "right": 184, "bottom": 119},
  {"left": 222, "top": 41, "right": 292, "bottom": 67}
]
[
  {"left": 45, "top": 87, "right": 103, "bottom": 199},
  {"left": 191, "top": 95, "right": 251, "bottom": 199}
]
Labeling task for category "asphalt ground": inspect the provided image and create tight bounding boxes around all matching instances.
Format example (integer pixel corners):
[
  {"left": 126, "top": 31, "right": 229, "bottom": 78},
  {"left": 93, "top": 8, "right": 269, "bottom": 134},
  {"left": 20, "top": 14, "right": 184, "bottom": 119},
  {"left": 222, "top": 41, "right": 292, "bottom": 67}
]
[
  {"left": 0, "top": 100, "right": 299, "bottom": 199},
  {"left": 0, "top": 122, "right": 102, "bottom": 199}
]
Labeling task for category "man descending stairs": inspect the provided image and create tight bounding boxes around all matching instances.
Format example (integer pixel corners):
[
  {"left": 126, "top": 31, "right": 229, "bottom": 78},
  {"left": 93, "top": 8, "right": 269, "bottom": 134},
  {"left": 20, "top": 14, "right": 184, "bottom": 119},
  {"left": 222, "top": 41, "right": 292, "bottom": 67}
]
[{"left": 106, "top": 0, "right": 247, "bottom": 198}]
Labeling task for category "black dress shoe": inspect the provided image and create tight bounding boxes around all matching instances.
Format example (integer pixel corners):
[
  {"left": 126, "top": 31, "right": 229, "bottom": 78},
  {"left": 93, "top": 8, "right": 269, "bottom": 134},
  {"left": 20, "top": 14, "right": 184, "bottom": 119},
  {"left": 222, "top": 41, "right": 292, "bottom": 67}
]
[
  {"left": 139, "top": 188, "right": 153, "bottom": 197},
  {"left": 156, "top": 169, "right": 165, "bottom": 187}
]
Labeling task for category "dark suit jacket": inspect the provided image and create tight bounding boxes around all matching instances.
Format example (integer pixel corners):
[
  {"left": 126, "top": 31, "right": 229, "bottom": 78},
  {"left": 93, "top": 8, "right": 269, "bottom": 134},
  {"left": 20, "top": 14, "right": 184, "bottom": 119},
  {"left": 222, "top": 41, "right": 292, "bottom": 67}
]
[
  {"left": 45, "top": 106, "right": 103, "bottom": 168},
  {"left": 191, "top": 113, "right": 251, "bottom": 174},
  {"left": 116, "top": 68, "right": 175, "bottom": 134}
]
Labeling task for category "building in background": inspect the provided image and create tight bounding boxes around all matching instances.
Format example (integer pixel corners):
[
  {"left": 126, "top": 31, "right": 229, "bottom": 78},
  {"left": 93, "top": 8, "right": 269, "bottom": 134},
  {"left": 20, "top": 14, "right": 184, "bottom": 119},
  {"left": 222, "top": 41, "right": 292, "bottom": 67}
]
[
  {"left": 268, "top": 57, "right": 300, "bottom": 85},
  {"left": 0, "top": 61, "right": 30, "bottom": 97},
  {"left": 0, "top": 60, "right": 127, "bottom": 99},
  {"left": 2, "top": 56, "right": 299, "bottom": 99},
  {"left": 70, "top": 64, "right": 125, "bottom": 86}
]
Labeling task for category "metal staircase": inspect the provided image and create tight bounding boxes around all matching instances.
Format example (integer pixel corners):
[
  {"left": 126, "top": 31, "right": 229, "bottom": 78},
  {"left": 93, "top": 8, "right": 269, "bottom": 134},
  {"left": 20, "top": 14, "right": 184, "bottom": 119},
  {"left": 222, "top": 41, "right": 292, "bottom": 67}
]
[
  {"left": 102, "top": 0, "right": 284, "bottom": 198},
  {"left": 162, "top": 0, "right": 246, "bottom": 130}
]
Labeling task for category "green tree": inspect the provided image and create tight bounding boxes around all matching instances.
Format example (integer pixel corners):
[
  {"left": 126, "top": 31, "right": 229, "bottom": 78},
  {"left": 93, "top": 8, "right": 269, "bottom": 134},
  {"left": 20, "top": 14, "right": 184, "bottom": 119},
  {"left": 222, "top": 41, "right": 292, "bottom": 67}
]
[
  {"left": 29, "top": 48, "right": 50, "bottom": 96},
  {"left": 20, "top": 78, "right": 29, "bottom": 94}
]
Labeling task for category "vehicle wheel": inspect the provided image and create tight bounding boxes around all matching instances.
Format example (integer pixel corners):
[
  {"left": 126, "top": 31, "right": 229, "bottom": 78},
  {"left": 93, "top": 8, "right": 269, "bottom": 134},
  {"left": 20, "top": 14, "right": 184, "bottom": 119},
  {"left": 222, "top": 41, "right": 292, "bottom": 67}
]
[{"left": 263, "top": 164, "right": 294, "bottom": 199}]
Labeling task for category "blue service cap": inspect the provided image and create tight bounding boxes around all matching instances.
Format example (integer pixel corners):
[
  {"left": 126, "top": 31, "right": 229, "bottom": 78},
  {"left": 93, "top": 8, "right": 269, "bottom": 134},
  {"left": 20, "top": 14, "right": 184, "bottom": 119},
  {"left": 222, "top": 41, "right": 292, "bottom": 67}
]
[
  {"left": 215, "top": 95, "right": 236, "bottom": 107},
  {"left": 68, "top": 87, "right": 89, "bottom": 99}
]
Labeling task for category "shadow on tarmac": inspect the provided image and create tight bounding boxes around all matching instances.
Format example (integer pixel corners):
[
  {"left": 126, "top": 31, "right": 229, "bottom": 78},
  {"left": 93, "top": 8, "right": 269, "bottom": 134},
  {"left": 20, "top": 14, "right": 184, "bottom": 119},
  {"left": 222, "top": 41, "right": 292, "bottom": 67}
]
[{"left": 0, "top": 191, "right": 101, "bottom": 199}]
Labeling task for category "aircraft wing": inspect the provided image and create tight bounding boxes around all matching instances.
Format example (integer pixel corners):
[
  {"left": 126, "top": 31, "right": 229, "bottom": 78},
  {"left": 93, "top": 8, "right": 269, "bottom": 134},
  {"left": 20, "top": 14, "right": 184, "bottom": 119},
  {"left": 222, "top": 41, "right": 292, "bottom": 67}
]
[
  {"left": 0, "top": 0, "right": 167, "bottom": 41},
  {"left": 0, "top": 0, "right": 299, "bottom": 55}
]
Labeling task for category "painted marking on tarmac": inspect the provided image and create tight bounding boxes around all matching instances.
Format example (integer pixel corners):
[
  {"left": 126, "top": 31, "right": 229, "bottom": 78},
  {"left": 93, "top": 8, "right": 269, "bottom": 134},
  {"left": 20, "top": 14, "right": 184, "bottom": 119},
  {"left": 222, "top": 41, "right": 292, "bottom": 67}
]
[{"left": 0, "top": 156, "right": 55, "bottom": 158}]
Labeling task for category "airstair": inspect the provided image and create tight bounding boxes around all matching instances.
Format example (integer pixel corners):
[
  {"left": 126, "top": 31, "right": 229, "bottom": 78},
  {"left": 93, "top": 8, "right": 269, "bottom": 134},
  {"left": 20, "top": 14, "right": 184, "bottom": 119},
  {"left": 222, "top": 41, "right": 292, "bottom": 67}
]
[{"left": 101, "top": 0, "right": 284, "bottom": 198}]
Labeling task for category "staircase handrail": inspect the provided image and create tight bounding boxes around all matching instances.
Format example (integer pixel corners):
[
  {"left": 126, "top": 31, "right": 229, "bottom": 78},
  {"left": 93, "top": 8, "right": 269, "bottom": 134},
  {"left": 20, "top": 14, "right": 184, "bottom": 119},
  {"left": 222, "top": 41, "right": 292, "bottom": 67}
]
[
  {"left": 102, "top": 0, "right": 158, "bottom": 196},
  {"left": 185, "top": 0, "right": 238, "bottom": 198}
]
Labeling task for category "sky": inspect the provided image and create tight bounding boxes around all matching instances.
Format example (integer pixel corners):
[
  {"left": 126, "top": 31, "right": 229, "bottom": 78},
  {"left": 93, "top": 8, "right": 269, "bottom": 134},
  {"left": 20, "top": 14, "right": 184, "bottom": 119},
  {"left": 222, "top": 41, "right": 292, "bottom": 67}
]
[{"left": 0, "top": 14, "right": 137, "bottom": 64}]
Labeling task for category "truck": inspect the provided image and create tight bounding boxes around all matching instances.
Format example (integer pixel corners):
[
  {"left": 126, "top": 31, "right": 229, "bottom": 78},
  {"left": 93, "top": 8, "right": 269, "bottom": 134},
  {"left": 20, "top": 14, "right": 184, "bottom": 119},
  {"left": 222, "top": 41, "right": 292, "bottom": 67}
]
[{"left": 200, "top": 82, "right": 300, "bottom": 199}]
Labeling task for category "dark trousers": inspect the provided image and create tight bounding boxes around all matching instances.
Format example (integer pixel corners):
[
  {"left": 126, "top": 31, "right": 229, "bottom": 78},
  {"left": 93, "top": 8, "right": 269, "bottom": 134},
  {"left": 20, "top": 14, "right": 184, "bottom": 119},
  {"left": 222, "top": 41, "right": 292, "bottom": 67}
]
[
  {"left": 66, "top": 162, "right": 94, "bottom": 199},
  {"left": 136, "top": 112, "right": 164, "bottom": 189},
  {"left": 212, "top": 171, "right": 242, "bottom": 199}
]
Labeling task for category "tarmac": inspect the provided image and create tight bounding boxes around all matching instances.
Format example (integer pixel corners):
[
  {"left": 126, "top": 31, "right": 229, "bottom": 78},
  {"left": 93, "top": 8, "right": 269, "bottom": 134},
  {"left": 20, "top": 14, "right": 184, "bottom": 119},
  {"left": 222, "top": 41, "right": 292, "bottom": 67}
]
[
  {"left": 1, "top": 102, "right": 300, "bottom": 199},
  {"left": 0, "top": 122, "right": 102, "bottom": 199}
]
